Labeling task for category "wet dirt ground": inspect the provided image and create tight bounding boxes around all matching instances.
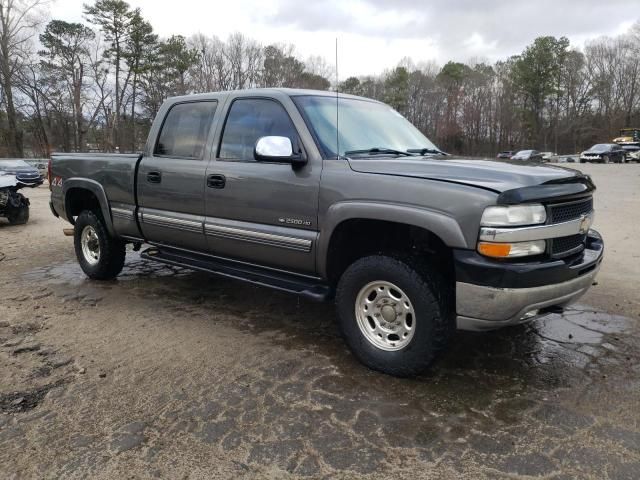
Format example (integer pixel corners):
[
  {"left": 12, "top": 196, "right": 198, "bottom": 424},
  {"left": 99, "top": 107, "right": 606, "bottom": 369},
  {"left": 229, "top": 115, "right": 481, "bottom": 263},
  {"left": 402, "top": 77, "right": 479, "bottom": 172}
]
[{"left": 1, "top": 165, "right": 639, "bottom": 479}]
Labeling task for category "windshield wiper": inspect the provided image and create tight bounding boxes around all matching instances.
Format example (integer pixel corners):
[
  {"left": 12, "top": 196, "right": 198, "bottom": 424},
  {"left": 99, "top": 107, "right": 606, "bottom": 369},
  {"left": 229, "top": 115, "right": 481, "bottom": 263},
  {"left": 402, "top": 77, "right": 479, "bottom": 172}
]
[
  {"left": 407, "top": 147, "right": 448, "bottom": 156},
  {"left": 344, "top": 147, "right": 415, "bottom": 157}
]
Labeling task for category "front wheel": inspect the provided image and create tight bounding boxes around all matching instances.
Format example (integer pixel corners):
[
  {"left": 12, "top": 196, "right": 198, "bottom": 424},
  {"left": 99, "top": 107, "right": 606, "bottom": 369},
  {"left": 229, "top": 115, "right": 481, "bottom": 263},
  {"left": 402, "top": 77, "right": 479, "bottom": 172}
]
[
  {"left": 603, "top": 155, "right": 610, "bottom": 164},
  {"left": 335, "top": 255, "right": 453, "bottom": 377},
  {"left": 6, "top": 205, "right": 29, "bottom": 225},
  {"left": 74, "top": 210, "right": 126, "bottom": 280},
  {"left": 6, "top": 192, "right": 29, "bottom": 225}
]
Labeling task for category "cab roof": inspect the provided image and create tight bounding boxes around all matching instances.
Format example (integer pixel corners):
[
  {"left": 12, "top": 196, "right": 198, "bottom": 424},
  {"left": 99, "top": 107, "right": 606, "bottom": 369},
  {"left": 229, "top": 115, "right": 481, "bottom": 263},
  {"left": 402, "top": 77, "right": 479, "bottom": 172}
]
[{"left": 167, "top": 88, "right": 378, "bottom": 104}]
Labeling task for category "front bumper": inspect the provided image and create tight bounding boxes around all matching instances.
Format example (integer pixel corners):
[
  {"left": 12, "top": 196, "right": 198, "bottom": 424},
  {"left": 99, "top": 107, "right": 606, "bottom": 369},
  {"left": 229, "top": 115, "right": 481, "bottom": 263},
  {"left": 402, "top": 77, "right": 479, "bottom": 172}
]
[{"left": 455, "top": 230, "right": 603, "bottom": 331}]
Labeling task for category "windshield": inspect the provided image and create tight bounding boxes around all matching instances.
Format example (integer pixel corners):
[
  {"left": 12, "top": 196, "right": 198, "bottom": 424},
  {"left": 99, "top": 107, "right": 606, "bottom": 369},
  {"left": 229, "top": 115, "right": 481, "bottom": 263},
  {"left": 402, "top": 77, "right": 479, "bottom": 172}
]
[
  {"left": 589, "top": 144, "right": 611, "bottom": 152},
  {"left": 293, "top": 95, "right": 439, "bottom": 157}
]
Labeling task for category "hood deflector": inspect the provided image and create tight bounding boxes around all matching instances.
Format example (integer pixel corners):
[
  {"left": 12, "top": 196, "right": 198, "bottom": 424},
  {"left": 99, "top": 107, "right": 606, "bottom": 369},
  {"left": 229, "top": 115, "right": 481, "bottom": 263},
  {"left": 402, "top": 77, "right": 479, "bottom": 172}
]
[{"left": 497, "top": 174, "right": 595, "bottom": 205}]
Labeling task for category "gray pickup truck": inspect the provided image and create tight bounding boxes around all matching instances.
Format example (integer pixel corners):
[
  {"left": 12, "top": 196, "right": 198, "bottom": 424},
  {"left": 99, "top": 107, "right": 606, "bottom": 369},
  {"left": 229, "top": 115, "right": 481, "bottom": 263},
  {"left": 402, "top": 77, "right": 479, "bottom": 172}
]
[{"left": 49, "top": 88, "right": 604, "bottom": 376}]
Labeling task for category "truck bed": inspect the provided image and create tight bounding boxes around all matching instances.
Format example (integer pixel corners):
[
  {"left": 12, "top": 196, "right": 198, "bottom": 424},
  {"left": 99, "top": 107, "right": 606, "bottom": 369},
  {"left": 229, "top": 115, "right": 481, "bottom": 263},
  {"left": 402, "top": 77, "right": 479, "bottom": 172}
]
[
  {"left": 51, "top": 153, "right": 142, "bottom": 208},
  {"left": 50, "top": 153, "right": 143, "bottom": 239}
]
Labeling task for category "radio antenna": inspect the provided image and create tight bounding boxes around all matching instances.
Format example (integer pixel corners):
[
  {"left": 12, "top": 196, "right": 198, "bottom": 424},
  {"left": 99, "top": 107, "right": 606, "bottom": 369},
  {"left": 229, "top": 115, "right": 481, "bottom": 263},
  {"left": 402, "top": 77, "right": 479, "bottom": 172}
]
[{"left": 335, "top": 37, "right": 339, "bottom": 159}]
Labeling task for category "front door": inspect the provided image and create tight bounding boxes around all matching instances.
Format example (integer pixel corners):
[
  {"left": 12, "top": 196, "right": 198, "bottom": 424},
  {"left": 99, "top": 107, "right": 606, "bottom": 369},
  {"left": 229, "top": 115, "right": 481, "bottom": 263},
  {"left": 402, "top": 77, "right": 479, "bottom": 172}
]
[
  {"left": 137, "top": 100, "right": 218, "bottom": 252},
  {"left": 204, "top": 96, "right": 321, "bottom": 274}
]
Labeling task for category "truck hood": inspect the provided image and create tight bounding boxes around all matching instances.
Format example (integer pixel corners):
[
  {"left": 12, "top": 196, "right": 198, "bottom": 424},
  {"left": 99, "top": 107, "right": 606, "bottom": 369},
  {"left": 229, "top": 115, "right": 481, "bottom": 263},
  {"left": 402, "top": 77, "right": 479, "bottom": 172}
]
[{"left": 347, "top": 156, "right": 581, "bottom": 193}]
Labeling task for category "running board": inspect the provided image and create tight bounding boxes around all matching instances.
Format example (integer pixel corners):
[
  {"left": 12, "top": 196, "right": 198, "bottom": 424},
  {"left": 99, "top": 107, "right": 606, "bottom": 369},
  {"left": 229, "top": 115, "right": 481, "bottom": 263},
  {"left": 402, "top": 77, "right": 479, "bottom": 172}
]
[{"left": 140, "top": 247, "right": 331, "bottom": 302}]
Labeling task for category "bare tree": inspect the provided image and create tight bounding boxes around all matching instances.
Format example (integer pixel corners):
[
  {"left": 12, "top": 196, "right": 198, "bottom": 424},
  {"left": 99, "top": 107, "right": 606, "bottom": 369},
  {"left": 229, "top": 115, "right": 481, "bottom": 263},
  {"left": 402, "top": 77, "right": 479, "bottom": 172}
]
[{"left": 0, "top": 0, "right": 46, "bottom": 156}]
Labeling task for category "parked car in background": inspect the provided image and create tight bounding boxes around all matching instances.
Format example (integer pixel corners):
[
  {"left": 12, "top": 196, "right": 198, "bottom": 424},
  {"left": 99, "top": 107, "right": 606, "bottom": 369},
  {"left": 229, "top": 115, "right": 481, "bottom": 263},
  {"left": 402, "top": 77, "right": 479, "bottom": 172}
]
[
  {"left": 620, "top": 145, "right": 640, "bottom": 162},
  {"left": 0, "top": 160, "right": 44, "bottom": 186},
  {"left": 25, "top": 160, "right": 48, "bottom": 178},
  {"left": 627, "top": 149, "right": 640, "bottom": 162},
  {"left": 510, "top": 150, "right": 543, "bottom": 161},
  {"left": 496, "top": 151, "right": 516, "bottom": 159},
  {"left": 580, "top": 144, "right": 626, "bottom": 163},
  {"left": 612, "top": 128, "right": 640, "bottom": 148},
  {"left": 540, "top": 152, "right": 556, "bottom": 162}
]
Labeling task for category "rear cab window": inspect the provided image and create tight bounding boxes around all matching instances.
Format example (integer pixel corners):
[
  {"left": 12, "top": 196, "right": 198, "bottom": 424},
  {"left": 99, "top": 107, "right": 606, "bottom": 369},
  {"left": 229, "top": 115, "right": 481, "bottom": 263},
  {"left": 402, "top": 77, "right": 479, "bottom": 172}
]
[{"left": 154, "top": 101, "right": 217, "bottom": 159}]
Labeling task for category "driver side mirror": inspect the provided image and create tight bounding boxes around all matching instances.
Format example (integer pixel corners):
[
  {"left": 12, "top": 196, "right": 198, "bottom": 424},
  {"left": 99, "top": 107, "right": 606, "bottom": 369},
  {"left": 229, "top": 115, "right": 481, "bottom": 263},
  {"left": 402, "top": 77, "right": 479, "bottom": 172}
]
[{"left": 254, "top": 136, "right": 307, "bottom": 166}]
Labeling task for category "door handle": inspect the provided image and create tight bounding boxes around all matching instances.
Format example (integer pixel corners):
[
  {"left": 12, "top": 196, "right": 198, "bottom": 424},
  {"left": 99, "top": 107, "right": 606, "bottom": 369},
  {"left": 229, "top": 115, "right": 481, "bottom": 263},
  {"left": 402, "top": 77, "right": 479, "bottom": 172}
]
[
  {"left": 207, "top": 174, "right": 226, "bottom": 189},
  {"left": 147, "top": 171, "right": 162, "bottom": 183}
]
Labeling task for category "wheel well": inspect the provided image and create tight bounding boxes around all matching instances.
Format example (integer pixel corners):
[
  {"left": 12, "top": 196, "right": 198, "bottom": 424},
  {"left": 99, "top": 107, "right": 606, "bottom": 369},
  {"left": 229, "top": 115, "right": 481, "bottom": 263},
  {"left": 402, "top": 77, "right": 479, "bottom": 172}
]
[
  {"left": 65, "top": 188, "right": 102, "bottom": 220},
  {"left": 326, "top": 219, "right": 454, "bottom": 286}
]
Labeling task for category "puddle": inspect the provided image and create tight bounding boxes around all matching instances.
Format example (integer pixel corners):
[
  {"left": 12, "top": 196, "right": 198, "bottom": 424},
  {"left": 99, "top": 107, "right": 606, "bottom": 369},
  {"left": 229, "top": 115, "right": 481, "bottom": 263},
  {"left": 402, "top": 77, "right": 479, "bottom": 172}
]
[
  {"left": 12, "top": 255, "right": 640, "bottom": 476},
  {"left": 22, "top": 254, "right": 635, "bottom": 395},
  {"left": 22, "top": 260, "right": 634, "bottom": 373}
]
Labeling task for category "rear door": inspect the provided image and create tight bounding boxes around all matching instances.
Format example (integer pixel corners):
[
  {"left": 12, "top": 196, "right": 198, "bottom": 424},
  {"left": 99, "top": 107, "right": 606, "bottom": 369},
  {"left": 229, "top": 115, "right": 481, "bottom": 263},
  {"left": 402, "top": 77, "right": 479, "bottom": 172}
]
[
  {"left": 137, "top": 100, "right": 218, "bottom": 252},
  {"left": 203, "top": 95, "right": 321, "bottom": 274}
]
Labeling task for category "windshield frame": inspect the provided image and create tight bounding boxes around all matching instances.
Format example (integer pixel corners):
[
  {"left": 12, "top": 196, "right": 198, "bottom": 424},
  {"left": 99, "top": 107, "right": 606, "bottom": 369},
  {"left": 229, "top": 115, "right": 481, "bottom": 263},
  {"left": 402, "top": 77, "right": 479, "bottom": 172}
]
[{"left": 291, "top": 94, "right": 439, "bottom": 159}]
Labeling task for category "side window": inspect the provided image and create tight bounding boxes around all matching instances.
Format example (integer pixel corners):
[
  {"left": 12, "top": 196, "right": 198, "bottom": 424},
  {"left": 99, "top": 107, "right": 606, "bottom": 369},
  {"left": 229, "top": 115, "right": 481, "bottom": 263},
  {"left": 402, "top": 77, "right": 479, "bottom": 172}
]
[
  {"left": 154, "top": 101, "right": 217, "bottom": 159},
  {"left": 219, "top": 98, "right": 298, "bottom": 161}
]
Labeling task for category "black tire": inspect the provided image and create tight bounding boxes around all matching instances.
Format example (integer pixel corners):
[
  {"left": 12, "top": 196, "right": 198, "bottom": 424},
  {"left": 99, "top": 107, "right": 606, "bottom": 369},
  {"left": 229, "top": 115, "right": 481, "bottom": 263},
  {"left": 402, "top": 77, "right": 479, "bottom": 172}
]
[
  {"left": 602, "top": 155, "right": 610, "bottom": 164},
  {"left": 335, "top": 255, "right": 454, "bottom": 377},
  {"left": 6, "top": 205, "right": 29, "bottom": 225},
  {"left": 74, "top": 210, "right": 126, "bottom": 280},
  {"left": 5, "top": 191, "right": 29, "bottom": 225}
]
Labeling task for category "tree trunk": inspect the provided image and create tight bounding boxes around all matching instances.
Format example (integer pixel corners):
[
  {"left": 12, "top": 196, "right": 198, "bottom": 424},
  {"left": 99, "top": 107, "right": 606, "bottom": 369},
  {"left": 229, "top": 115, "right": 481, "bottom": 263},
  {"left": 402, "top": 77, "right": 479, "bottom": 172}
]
[
  {"left": 0, "top": 42, "right": 23, "bottom": 157},
  {"left": 131, "top": 62, "right": 138, "bottom": 152},
  {"left": 74, "top": 64, "right": 85, "bottom": 152}
]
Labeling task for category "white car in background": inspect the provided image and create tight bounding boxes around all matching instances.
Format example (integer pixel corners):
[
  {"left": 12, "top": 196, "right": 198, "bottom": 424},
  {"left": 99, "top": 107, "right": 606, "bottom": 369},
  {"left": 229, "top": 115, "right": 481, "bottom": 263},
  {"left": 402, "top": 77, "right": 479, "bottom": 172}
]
[
  {"left": 510, "top": 150, "right": 543, "bottom": 161},
  {"left": 540, "top": 152, "right": 557, "bottom": 162}
]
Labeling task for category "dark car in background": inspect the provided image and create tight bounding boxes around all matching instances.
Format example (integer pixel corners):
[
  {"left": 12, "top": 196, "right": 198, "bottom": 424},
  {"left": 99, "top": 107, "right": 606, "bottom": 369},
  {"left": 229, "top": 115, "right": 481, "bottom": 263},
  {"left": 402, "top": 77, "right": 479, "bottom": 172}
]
[
  {"left": 580, "top": 144, "right": 626, "bottom": 163},
  {"left": 496, "top": 151, "right": 516, "bottom": 159},
  {"left": 510, "top": 150, "right": 543, "bottom": 161},
  {"left": 0, "top": 160, "right": 44, "bottom": 186}
]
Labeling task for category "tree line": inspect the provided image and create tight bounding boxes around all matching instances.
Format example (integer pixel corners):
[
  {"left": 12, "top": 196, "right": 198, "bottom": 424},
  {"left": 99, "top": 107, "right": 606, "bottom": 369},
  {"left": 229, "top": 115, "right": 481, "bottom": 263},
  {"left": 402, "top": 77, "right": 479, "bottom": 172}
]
[{"left": 0, "top": 0, "right": 638, "bottom": 157}]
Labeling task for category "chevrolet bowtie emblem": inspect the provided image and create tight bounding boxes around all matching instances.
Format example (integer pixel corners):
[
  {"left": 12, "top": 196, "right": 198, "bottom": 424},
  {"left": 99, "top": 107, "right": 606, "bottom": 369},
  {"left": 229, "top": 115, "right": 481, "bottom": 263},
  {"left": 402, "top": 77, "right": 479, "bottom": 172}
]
[{"left": 578, "top": 214, "right": 591, "bottom": 234}]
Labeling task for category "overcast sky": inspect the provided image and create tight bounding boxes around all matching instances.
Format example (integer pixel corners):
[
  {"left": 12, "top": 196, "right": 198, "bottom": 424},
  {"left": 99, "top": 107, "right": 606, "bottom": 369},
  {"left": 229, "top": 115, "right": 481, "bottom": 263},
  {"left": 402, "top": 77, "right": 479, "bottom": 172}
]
[{"left": 52, "top": 0, "right": 638, "bottom": 78}]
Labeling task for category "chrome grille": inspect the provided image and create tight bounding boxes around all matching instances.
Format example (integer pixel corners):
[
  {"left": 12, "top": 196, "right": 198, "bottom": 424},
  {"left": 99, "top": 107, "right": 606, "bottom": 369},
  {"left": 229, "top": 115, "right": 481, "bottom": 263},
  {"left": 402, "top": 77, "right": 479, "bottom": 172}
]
[
  {"left": 548, "top": 198, "right": 593, "bottom": 224},
  {"left": 547, "top": 197, "right": 593, "bottom": 257}
]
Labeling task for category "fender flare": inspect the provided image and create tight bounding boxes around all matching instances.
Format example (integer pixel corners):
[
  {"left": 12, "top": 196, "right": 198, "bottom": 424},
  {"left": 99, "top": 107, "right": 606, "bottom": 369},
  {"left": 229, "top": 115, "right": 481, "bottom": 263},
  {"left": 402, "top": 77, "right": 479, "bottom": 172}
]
[
  {"left": 62, "top": 178, "right": 115, "bottom": 236},
  {"left": 316, "top": 201, "right": 469, "bottom": 278}
]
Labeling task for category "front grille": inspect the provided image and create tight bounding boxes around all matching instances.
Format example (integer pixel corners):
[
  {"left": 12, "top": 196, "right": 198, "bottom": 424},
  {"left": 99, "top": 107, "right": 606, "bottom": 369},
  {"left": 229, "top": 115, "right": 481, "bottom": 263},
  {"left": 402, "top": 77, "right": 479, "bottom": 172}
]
[
  {"left": 550, "top": 233, "right": 586, "bottom": 257},
  {"left": 547, "top": 197, "right": 593, "bottom": 257},
  {"left": 548, "top": 198, "right": 593, "bottom": 224}
]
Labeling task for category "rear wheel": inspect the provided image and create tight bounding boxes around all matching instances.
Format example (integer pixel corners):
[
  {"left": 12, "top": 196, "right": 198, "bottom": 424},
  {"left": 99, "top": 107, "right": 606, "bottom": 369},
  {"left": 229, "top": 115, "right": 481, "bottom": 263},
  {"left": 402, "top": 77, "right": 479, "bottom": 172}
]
[
  {"left": 335, "top": 255, "right": 453, "bottom": 377},
  {"left": 74, "top": 210, "right": 126, "bottom": 280}
]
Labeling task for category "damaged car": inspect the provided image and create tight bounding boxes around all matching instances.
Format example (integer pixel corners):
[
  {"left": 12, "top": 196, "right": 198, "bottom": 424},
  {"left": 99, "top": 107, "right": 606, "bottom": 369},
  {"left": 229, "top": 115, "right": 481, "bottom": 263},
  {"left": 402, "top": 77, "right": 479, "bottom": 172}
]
[{"left": 0, "top": 173, "right": 32, "bottom": 225}]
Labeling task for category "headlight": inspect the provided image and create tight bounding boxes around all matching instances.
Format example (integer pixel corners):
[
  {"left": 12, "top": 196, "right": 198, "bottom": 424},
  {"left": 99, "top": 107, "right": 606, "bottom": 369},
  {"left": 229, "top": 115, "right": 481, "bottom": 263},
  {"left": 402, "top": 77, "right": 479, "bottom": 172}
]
[
  {"left": 477, "top": 240, "right": 546, "bottom": 258},
  {"left": 480, "top": 204, "right": 546, "bottom": 226}
]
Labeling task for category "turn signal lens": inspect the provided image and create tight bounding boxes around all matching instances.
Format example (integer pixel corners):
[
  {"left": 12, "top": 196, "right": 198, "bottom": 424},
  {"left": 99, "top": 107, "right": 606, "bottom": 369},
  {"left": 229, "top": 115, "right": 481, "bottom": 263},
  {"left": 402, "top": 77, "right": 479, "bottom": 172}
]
[
  {"left": 478, "top": 240, "right": 546, "bottom": 258},
  {"left": 477, "top": 242, "right": 512, "bottom": 257}
]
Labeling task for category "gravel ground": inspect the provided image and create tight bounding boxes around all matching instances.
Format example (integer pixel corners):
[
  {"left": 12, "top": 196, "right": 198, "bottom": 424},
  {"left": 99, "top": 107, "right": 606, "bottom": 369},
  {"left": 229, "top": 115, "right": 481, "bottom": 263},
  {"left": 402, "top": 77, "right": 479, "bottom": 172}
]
[{"left": 0, "top": 164, "right": 639, "bottom": 479}]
